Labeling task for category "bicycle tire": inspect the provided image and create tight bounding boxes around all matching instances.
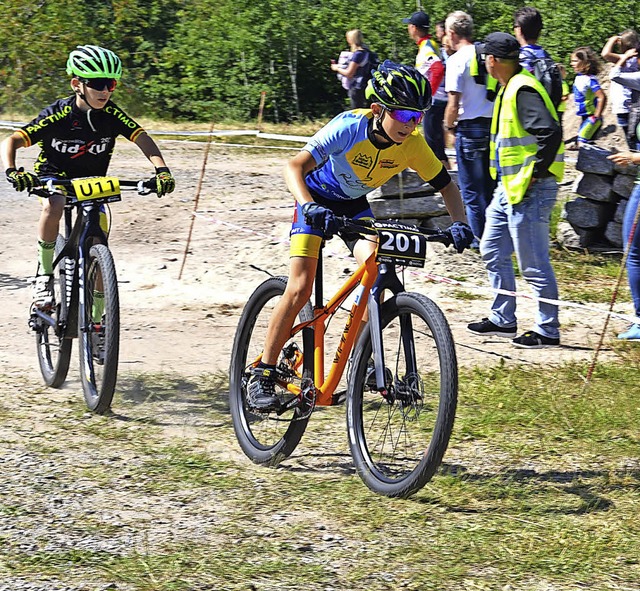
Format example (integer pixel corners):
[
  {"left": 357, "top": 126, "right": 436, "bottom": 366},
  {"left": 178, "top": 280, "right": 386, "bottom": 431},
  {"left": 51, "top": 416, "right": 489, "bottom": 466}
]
[
  {"left": 35, "top": 235, "right": 73, "bottom": 387},
  {"left": 346, "top": 292, "right": 457, "bottom": 498},
  {"left": 229, "top": 276, "right": 313, "bottom": 466},
  {"left": 78, "top": 244, "right": 120, "bottom": 414}
]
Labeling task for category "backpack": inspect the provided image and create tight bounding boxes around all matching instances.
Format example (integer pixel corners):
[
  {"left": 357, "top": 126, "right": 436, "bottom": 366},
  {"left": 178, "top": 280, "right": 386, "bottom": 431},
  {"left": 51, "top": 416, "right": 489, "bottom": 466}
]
[
  {"left": 362, "top": 49, "right": 380, "bottom": 82},
  {"left": 521, "top": 48, "right": 564, "bottom": 110}
]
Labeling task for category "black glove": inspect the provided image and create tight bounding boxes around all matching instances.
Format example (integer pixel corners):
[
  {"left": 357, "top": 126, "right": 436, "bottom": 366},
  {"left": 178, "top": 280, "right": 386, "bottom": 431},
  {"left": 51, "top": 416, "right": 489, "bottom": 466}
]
[
  {"left": 445, "top": 221, "right": 475, "bottom": 253},
  {"left": 154, "top": 167, "right": 175, "bottom": 197},
  {"left": 6, "top": 167, "right": 38, "bottom": 192},
  {"left": 301, "top": 202, "right": 340, "bottom": 239}
]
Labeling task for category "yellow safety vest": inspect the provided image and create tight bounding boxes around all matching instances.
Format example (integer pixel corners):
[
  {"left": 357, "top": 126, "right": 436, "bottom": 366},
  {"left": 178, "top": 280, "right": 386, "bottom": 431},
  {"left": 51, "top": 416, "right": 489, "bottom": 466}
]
[{"left": 489, "top": 69, "right": 564, "bottom": 205}]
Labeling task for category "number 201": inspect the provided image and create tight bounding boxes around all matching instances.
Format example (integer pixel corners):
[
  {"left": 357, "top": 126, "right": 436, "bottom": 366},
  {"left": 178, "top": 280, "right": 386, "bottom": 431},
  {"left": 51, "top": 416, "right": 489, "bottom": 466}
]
[{"left": 380, "top": 231, "right": 421, "bottom": 253}]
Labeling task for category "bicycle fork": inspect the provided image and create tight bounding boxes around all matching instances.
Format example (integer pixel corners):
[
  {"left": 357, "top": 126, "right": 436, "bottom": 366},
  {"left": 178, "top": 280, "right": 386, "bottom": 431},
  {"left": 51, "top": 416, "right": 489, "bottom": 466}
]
[{"left": 367, "top": 263, "right": 409, "bottom": 398}]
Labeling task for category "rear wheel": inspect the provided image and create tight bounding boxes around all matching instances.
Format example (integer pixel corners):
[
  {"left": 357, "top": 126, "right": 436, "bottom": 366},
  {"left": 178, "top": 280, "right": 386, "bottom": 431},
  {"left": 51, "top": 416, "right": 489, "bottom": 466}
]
[
  {"left": 35, "top": 235, "right": 73, "bottom": 387},
  {"left": 229, "top": 276, "right": 313, "bottom": 466},
  {"left": 346, "top": 292, "right": 457, "bottom": 498},
  {"left": 78, "top": 244, "right": 120, "bottom": 414}
]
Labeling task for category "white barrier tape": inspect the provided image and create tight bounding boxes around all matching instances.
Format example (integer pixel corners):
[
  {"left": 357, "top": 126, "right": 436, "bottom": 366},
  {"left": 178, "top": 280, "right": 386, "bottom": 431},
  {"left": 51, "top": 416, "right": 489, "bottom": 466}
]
[
  {"left": 193, "top": 211, "right": 640, "bottom": 326},
  {"left": 410, "top": 268, "right": 640, "bottom": 325}
]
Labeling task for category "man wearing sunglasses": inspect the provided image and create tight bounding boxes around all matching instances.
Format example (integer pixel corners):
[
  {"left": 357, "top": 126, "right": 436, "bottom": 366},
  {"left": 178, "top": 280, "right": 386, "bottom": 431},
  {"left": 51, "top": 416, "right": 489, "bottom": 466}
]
[
  {"left": 247, "top": 61, "right": 474, "bottom": 412},
  {"left": 1, "top": 45, "right": 175, "bottom": 307}
]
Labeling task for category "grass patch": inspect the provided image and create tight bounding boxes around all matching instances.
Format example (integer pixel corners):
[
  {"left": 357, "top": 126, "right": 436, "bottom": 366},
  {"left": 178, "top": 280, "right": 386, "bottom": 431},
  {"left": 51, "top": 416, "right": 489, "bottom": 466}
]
[
  {"left": 451, "top": 289, "right": 484, "bottom": 301},
  {"left": 552, "top": 248, "right": 630, "bottom": 304},
  {"left": 1, "top": 362, "right": 639, "bottom": 590}
]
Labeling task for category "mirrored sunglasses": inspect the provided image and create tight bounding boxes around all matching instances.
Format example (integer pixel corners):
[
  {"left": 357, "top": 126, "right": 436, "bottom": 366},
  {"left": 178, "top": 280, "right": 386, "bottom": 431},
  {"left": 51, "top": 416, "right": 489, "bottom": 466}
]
[
  {"left": 385, "top": 107, "right": 424, "bottom": 125},
  {"left": 81, "top": 77, "right": 117, "bottom": 92}
]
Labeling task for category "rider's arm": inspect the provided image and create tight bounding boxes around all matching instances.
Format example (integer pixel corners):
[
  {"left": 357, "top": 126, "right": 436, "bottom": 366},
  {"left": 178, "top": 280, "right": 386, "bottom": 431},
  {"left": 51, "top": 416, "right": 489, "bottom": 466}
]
[
  {"left": 283, "top": 150, "right": 318, "bottom": 205},
  {"left": 439, "top": 180, "right": 467, "bottom": 224},
  {"left": 0, "top": 132, "right": 27, "bottom": 170},
  {"left": 133, "top": 131, "right": 171, "bottom": 170}
]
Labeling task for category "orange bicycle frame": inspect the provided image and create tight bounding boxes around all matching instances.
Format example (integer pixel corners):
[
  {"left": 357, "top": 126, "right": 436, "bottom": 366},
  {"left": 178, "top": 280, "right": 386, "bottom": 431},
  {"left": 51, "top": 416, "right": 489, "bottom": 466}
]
[{"left": 283, "top": 248, "right": 379, "bottom": 406}]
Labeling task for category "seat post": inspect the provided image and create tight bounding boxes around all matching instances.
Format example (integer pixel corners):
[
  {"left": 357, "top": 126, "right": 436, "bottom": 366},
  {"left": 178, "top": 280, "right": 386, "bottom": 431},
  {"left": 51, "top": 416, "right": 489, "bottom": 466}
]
[{"left": 314, "top": 244, "right": 324, "bottom": 309}]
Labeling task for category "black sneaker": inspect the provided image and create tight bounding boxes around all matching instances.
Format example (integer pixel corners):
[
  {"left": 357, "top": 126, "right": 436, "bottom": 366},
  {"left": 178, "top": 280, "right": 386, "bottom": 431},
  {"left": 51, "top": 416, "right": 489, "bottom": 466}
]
[
  {"left": 467, "top": 318, "right": 517, "bottom": 338},
  {"left": 512, "top": 331, "right": 560, "bottom": 349},
  {"left": 247, "top": 366, "right": 280, "bottom": 412}
]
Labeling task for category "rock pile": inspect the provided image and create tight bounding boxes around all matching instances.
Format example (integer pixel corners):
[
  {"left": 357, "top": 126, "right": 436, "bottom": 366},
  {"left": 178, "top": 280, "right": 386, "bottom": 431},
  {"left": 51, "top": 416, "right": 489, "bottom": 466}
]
[{"left": 560, "top": 145, "right": 638, "bottom": 250}]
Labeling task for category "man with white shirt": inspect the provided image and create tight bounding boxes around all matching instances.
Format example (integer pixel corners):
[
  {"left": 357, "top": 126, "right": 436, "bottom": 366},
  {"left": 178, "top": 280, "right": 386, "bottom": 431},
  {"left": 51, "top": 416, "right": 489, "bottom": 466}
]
[{"left": 444, "top": 10, "right": 497, "bottom": 246}]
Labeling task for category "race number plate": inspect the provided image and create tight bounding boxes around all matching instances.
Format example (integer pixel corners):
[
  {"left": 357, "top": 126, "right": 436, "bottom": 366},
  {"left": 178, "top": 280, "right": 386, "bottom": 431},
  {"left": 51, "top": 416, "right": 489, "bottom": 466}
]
[
  {"left": 71, "top": 177, "right": 121, "bottom": 201},
  {"left": 375, "top": 221, "right": 427, "bottom": 268}
]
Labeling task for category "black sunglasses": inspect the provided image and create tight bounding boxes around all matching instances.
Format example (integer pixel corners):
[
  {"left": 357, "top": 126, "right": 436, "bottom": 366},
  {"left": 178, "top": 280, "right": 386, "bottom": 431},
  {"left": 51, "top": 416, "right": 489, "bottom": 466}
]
[{"left": 80, "top": 77, "right": 117, "bottom": 92}]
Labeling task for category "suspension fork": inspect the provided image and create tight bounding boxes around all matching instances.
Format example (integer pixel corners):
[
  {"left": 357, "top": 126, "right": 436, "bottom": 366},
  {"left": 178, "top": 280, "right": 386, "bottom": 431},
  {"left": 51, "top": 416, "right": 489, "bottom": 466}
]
[{"left": 367, "top": 263, "right": 408, "bottom": 391}]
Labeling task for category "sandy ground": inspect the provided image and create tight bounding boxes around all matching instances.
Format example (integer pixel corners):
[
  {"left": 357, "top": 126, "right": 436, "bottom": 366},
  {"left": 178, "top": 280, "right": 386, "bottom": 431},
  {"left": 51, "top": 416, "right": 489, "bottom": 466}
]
[{"left": 0, "top": 137, "right": 632, "bottom": 390}]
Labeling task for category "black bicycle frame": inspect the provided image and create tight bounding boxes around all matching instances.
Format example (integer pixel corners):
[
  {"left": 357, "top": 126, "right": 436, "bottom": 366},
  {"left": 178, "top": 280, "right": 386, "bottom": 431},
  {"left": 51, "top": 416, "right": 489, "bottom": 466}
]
[{"left": 47, "top": 202, "right": 109, "bottom": 340}]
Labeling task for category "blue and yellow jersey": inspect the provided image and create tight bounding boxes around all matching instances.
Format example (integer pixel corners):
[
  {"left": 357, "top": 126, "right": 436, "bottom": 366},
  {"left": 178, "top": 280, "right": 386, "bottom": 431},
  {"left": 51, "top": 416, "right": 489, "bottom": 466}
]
[
  {"left": 572, "top": 73, "right": 601, "bottom": 117},
  {"left": 304, "top": 109, "right": 446, "bottom": 201},
  {"left": 16, "top": 96, "right": 144, "bottom": 179}
]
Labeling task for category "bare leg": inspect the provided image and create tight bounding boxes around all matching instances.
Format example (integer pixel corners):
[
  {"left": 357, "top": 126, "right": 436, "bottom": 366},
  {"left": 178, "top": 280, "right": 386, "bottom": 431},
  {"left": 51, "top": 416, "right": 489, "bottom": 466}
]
[
  {"left": 38, "top": 195, "right": 65, "bottom": 242},
  {"left": 261, "top": 256, "right": 318, "bottom": 365}
]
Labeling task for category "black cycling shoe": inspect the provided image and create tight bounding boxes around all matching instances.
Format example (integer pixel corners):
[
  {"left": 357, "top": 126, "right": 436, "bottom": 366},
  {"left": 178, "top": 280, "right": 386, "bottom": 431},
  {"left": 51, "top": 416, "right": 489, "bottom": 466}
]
[{"left": 247, "top": 366, "right": 280, "bottom": 412}]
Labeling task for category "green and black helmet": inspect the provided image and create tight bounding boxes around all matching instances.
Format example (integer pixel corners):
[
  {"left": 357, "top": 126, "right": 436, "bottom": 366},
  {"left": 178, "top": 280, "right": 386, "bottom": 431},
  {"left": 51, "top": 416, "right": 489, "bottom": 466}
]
[
  {"left": 365, "top": 60, "right": 432, "bottom": 112},
  {"left": 66, "top": 45, "right": 122, "bottom": 80}
]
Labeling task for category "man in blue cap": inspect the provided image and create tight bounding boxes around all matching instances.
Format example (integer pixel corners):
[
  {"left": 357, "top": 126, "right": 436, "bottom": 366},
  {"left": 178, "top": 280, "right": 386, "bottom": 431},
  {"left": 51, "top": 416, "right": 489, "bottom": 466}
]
[{"left": 402, "top": 11, "right": 448, "bottom": 168}]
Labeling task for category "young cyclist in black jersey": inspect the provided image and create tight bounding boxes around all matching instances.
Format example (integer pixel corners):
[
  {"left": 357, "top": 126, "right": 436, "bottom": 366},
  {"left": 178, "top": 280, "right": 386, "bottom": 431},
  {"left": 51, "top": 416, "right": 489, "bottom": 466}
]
[
  {"left": 247, "top": 61, "right": 474, "bottom": 412},
  {"left": 1, "top": 45, "right": 175, "bottom": 306}
]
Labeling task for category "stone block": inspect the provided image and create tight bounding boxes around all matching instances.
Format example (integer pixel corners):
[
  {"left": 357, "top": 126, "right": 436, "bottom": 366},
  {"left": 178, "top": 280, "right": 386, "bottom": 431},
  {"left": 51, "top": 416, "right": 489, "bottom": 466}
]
[
  {"left": 564, "top": 197, "right": 612, "bottom": 229},
  {"left": 573, "top": 173, "right": 614, "bottom": 202},
  {"left": 380, "top": 170, "right": 436, "bottom": 197},
  {"left": 556, "top": 220, "right": 602, "bottom": 249},
  {"left": 575, "top": 144, "right": 614, "bottom": 175},
  {"left": 369, "top": 193, "right": 447, "bottom": 219},
  {"left": 612, "top": 173, "right": 636, "bottom": 199},
  {"left": 419, "top": 215, "right": 453, "bottom": 231},
  {"left": 604, "top": 220, "right": 623, "bottom": 247},
  {"left": 614, "top": 199, "right": 627, "bottom": 224}
]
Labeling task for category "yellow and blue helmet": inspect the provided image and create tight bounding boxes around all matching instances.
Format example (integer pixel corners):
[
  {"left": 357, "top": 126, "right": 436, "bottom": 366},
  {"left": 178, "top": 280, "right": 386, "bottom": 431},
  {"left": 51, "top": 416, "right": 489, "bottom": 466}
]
[{"left": 365, "top": 60, "right": 432, "bottom": 112}]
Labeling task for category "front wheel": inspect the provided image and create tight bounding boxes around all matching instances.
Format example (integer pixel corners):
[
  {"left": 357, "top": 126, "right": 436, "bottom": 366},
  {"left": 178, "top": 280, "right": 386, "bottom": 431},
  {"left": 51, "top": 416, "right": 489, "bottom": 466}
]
[
  {"left": 346, "top": 292, "right": 458, "bottom": 498},
  {"left": 35, "top": 234, "right": 73, "bottom": 387},
  {"left": 78, "top": 244, "right": 120, "bottom": 414},
  {"left": 229, "top": 276, "right": 313, "bottom": 466}
]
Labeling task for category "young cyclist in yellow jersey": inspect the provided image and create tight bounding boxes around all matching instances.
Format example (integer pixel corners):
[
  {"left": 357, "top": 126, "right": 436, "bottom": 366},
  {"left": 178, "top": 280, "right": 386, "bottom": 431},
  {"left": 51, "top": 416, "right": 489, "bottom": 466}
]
[
  {"left": 1, "top": 45, "right": 175, "bottom": 306},
  {"left": 247, "top": 61, "right": 474, "bottom": 412}
]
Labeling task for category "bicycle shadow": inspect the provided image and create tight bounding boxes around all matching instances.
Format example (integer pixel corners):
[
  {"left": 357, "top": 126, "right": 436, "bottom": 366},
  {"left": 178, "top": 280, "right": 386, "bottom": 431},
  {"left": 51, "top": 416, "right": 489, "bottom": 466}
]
[
  {"left": 0, "top": 272, "right": 29, "bottom": 290},
  {"left": 413, "top": 462, "right": 640, "bottom": 514},
  {"left": 108, "top": 373, "right": 230, "bottom": 423}
]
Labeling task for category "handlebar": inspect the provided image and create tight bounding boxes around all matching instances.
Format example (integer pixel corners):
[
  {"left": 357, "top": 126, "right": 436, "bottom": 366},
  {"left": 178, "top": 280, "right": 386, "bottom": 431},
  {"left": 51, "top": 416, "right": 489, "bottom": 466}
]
[
  {"left": 28, "top": 176, "right": 157, "bottom": 200},
  {"left": 336, "top": 216, "right": 453, "bottom": 246}
]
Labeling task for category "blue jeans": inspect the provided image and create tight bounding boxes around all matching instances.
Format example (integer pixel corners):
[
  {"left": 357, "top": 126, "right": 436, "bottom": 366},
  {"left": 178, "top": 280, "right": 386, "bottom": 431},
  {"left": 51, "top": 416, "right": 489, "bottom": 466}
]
[
  {"left": 623, "top": 183, "right": 640, "bottom": 320},
  {"left": 423, "top": 99, "right": 447, "bottom": 162},
  {"left": 455, "top": 118, "right": 496, "bottom": 245},
  {"left": 480, "top": 177, "right": 560, "bottom": 339}
]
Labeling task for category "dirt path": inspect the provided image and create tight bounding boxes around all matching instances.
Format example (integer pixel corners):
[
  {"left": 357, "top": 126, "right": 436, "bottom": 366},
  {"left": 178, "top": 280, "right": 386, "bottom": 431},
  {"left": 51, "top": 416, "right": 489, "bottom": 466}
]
[{"left": 0, "top": 139, "right": 628, "bottom": 386}]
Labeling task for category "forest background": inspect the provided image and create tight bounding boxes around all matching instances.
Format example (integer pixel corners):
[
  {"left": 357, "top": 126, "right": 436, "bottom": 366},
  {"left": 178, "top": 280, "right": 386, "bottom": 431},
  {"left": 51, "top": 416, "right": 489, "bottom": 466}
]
[{"left": 1, "top": 0, "right": 639, "bottom": 125}]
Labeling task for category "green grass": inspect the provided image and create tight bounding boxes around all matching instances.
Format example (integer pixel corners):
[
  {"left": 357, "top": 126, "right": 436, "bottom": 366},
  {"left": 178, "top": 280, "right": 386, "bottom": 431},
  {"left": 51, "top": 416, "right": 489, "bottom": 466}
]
[
  {"left": 552, "top": 249, "right": 630, "bottom": 304},
  {"left": 1, "top": 359, "right": 639, "bottom": 590}
]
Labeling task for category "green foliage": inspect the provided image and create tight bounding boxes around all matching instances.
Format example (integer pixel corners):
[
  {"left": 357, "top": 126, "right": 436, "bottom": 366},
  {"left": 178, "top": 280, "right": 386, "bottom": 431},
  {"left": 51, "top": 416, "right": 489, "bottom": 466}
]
[{"left": 0, "top": 0, "right": 638, "bottom": 121}]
